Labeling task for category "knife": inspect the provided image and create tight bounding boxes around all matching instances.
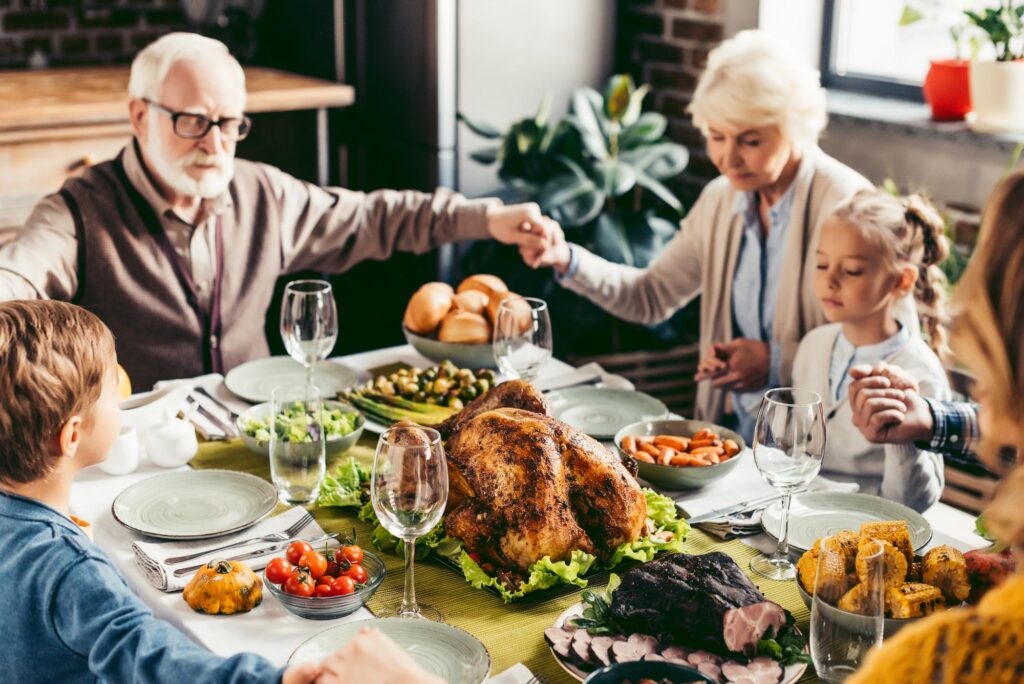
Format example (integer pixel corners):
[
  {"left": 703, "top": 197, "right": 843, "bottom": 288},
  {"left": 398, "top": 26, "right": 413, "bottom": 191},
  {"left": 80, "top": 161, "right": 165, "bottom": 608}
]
[
  {"left": 685, "top": 493, "right": 784, "bottom": 525},
  {"left": 186, "top": 394, "right": 236, "bottom": 438},
  {"left": 194, "top": 386, "right": 241, "bottom": 421},
  {"left": 172, "top": 532, "right": 338, "bottom": 577}
]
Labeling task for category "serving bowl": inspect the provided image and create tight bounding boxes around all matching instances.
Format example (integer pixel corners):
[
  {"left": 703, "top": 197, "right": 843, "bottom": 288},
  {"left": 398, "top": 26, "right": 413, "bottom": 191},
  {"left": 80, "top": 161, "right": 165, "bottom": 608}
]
[
  {"left": 613, "top": 418, "right": 747, "bottom": 490},
  {"left": 236, "top": 400, "right": 365, "bottom": 458},
  {"left": 583, "top": 660, "right": 716, "bottom": 684},
  {"left": 264, "top": 550, "right": 385, "bottom": 620},
  {"left": 796, "top": 574, "right": 921, "bottom": 637},
  {"left": 403, "top": 326, "right": 498, "bottom": 369}
]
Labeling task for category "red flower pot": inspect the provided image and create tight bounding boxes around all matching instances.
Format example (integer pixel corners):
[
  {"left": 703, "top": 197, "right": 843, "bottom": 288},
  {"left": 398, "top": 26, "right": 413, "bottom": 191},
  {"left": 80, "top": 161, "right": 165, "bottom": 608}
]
[{"left": 923, "top": 59, "right": 972, "bottom": 121}]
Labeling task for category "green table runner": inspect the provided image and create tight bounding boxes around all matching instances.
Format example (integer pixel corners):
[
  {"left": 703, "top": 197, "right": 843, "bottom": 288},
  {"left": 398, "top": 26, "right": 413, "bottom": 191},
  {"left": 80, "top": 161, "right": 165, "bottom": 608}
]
[{"left": 192, "top": 438, "right": 817, "bottom": 683}]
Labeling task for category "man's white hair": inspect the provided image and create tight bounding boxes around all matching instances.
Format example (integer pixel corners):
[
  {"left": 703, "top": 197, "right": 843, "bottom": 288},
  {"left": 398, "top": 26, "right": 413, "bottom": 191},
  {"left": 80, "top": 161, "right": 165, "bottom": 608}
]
[
  {"left": 688, "top": 30, "right": 827, "bottom": 153},
  {"left": 128, "top": 32, "right": 246, "bottom": 103}
]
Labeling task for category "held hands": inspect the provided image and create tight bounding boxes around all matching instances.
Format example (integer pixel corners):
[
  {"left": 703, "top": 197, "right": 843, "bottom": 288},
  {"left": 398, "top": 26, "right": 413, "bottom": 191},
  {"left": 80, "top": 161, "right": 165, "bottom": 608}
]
[
  {"left": 694, "top": 339, "right": 770, "bottom": 392},
  {"left": 487, "top": 203, "right": 562, "bottom": 258},
  {"left": 313, "top": 627, "right": 446, "bottom": 684},
  {"left": 848, "top": 362, "right": 934, "bottom": 444}
]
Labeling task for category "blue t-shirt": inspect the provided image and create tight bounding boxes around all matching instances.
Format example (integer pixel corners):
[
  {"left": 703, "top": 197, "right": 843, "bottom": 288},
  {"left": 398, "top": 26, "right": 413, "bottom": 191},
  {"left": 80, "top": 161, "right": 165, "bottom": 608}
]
[{"left": 0, "top": 490, "right": 284, "bottom": 683}]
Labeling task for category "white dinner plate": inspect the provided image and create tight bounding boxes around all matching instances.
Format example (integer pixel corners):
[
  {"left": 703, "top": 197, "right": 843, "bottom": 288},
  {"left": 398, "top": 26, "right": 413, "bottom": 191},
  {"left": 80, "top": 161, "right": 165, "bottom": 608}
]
[{"left": 224, "top": 357, "right": 358, "bottom": 403}]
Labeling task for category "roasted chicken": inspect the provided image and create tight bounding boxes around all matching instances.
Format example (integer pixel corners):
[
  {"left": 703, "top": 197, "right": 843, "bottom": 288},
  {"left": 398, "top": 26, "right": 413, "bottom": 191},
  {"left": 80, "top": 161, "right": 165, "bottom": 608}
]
[
  {"left": 435, "top": 378, "right": 551, "bottom": 439},
  {"left": 444, "top": 406, "right": 647, "bottom": 570}
]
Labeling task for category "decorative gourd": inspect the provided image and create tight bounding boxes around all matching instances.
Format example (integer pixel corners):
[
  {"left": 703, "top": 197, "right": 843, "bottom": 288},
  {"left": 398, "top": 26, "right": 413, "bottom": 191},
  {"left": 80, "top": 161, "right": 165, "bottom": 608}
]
[{"left": 183, "top": 559, "right": 263, "bottom": 614}]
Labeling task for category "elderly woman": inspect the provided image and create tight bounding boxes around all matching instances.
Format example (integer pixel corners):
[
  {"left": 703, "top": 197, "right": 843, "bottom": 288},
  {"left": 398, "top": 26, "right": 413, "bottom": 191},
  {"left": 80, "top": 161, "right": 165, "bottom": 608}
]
[
  {"left": 523, "top": 31, "right": 884, "bottom": 438},
  {"left": 846, "top": 174, "right": 1024, "bottom": 684}
]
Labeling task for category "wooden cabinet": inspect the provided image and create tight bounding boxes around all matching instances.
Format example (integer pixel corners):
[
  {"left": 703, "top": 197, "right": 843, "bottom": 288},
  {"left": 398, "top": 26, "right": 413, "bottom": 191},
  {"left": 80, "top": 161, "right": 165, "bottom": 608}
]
[{"left": 0, "top": 66, "right": 353, "bottom": 241}]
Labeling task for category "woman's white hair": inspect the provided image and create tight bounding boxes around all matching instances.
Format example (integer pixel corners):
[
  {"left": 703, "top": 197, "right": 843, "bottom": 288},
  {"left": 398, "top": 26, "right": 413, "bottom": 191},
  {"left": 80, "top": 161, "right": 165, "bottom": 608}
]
[
  {"left": 128, "top": 32, "right": 246, "bottom": 103},
  {"left": 687, "top": 30, "right": 827, "bottom": 153}
]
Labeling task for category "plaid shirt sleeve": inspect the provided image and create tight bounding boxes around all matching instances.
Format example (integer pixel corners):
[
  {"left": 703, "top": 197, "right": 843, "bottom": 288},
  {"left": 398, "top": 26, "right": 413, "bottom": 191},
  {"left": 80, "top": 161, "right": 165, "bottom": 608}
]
[{"left": 921, "top": 398, "right": 980, "bottom": 464}]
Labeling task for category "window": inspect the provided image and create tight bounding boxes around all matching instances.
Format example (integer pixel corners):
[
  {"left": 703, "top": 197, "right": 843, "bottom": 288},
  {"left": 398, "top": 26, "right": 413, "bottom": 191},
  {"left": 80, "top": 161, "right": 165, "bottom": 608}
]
[{"left": 821, "top": 0, "right": 989, "bottom": 100}]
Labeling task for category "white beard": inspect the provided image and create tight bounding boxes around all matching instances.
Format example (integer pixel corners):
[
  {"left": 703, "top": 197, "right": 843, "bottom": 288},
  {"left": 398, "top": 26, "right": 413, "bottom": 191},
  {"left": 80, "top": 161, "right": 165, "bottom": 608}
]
[{"left": 145, "top": 126, "right": 234, "bottom": 200}]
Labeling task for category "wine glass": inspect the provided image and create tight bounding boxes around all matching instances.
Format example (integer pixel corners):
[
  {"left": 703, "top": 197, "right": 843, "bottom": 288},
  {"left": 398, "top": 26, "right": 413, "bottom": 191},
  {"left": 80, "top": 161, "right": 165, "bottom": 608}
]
[
  {"left": 371, "top": 425, "right": 448, "bottom": 620},
  {"left": 811, "top": 536, "right": 885, "bottom": 682},
  {"left": 268, "top": 384, "right": 327, "bottom": 505},
  {"left": 750, "top": 387, "right": 826, "bottom": 580},
  {"left": 492, "top": 296, "right": 552, "bottom": 382},
  {"left": 280, "top": 280, "right": 338, "bottom": 392}
]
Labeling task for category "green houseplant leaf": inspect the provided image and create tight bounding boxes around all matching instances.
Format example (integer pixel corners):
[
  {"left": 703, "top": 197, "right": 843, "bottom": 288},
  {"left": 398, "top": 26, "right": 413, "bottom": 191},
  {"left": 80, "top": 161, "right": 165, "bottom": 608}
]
[
  {"left": 619, "top": 112, "right": 668, "bottom": 150},
  {"left": 457, "top": 112, "right": 503, "bottom": 139},
  {"left": 593, "top": 159, "right": 639, "bottom": 197}
]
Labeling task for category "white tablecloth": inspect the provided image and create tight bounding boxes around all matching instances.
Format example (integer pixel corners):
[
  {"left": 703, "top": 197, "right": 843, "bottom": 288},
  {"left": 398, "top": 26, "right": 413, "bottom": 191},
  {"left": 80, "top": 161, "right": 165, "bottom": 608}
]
[{"left": 71, "top": 344, "right": 987, "bottom": 668}]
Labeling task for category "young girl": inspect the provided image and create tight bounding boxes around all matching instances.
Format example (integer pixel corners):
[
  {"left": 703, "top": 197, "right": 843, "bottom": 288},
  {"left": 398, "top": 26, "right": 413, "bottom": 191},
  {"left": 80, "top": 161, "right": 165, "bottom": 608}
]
[{"left": 791, "top": 189, "right": 951, "bottom": 512}]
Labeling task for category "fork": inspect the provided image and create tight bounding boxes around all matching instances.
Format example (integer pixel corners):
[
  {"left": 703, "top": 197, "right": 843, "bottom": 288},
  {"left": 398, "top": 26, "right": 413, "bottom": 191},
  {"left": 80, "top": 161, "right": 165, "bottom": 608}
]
[
  {"left": 525, "top": 675, "right": 547, "bottom": 684},
  {"left": 164, "top": 512, "right": 314, "bottom": 564},
  {"left": 195, "top": 386, "right": 241, "bottom": 421}
]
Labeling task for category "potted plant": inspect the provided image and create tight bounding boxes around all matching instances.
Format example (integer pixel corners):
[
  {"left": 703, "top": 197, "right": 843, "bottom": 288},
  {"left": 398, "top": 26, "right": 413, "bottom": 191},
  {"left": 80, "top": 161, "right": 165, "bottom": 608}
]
[
  {"left": 458, "top": 75, "right": 694, "bottom": 356},
  {"left": 965, "top": 1, "right": 1024, "bottom": 133},
  {"left": 902, "top": 1, "right": 974, "bottom": 120}
]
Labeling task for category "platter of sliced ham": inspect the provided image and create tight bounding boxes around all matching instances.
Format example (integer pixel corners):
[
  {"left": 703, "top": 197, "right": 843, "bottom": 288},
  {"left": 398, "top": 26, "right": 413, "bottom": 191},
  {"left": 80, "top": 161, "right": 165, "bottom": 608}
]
[{"left": 544, "top": 603, "right": 806, "bottom": 684}]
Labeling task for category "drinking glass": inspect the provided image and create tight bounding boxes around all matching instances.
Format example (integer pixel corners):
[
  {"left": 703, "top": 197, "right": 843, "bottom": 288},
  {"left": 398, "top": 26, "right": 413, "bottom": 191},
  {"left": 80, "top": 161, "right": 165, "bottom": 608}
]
[
  {"left": 750, "top": 387, "right": 826, "bottom": 580},
  {"left": 280, "top": 279, "right": 338, "bottom": 392},
  {"left": 492, "top": 296, "right": 552, "bottom": 382},
  {"left": 371, "top": 425, "right": 448, "bottom": 620},
  {"left": 811, "top": 536, "right": 885, "bottom": 682},
  {"left": 268, "top": 384, "right": 327, "bottom": 505}
]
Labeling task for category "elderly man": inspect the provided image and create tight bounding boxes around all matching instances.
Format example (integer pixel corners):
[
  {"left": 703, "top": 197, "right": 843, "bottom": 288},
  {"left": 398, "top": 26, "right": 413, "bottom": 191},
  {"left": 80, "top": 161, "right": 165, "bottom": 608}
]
[{"left": 0, "top": 33, "right": 554, "bottom": 388}]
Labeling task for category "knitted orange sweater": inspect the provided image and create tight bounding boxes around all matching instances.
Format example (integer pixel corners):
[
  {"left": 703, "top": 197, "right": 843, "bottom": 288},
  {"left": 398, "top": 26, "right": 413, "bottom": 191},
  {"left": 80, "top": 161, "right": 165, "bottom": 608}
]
[{"left": 846, "top": 573, "right": 1024, "bottom": 684}]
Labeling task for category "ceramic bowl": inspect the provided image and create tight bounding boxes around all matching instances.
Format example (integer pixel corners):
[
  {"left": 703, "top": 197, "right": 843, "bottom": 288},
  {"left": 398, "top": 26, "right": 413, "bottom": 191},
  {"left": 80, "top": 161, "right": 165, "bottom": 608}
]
[
  {"left": 264, "top": 550, "right": 385, "bottom": 620},
  {"left": 613, "top": 418, "right": 747, "bottom": 490},
  {"left": 236, "top": 400, "right": 365, "bottom": 458},
  {"left": 403, "top": 326, "right": 498, "bottom": 369},
  {"left": 797, "top": 574, "right": 923, "bottom": 637}
]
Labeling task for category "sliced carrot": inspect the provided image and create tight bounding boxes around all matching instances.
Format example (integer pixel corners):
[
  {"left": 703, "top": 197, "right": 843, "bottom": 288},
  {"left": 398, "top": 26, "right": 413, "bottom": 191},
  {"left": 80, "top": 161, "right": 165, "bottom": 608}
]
[
  {"left": 621, "top": 436, "right": 637, "bottom": 453},
  {"left": 689, "top": 438, "right": 722, "bottom": 449},
  {"left": 690, "top": 446, "right": 725, "bottom": 458},
  {"left": 658, "top": 447, "right": 676, "bottom": 465},
  {"left": 634, "top": 451, "right": 656, "bottom": 463},
  {"left": 692, "top": 428, "right": 715, "bottom": 441},
  {"left": 653, "top": 435, "right": 688, "bottom": 451},
  {"left": 635, "top": 435, "right": 655, "bottom": 444},
  {"left": 723, "top": 439, "right": 740, "bottom": 457},
  {"left": 703, "top": 453, "right": 721, "bottom": 464},
  {"left": 672, "top": 454, "right": 710, "bottom": 467},
  {"left": 639, "top": 442, "right": 661, "bottom": 458}
]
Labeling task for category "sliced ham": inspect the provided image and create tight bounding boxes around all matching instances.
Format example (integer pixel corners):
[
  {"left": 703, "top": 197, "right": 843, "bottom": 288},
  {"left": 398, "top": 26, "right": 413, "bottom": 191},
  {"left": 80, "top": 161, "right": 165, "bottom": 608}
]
[
  {"left": 569, "top": 629, "right": 594, "bottom": 667},
  {"left": 722, "top": 656, "right": 783, "bottom": 684},
  {"left": 589, "top": 635, "right": 619, "bottom": 668},
  {"left": 543, "top": 627, "right": 574, "bottom": 660},
  {"left": 660, "top": 645, "right": 692, "bottom": 662},
  {"left": 697, "top": 662, "right": 723, "bottom": 683},
  {"left": 611, "top": 633, "right": 660, "bottom": 663},
  {"left": 722, "top": 602, "right": 786, "bottom": 656}
]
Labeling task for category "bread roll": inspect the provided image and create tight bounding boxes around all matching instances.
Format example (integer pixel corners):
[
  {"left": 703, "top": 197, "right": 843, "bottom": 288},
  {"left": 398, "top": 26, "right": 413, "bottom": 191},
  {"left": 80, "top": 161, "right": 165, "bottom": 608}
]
[
  {"left": 452, "top": 290, "right": 489, "bottom": 315},
  {"left": 438, "top": 311, "right": 491, "bottom": 344},
  {"left": 457, "top": 274, "right": 508, "bottom": 299},
  {"left": 403, "top": 282, "right": 454, "bottom": 334},
  {"left": 488, "top": 292, "right": 532, "bottom": 335}
]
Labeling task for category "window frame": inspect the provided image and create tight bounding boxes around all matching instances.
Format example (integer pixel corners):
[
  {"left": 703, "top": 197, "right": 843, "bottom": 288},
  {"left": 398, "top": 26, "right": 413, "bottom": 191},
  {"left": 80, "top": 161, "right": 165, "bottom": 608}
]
[{"left": 820, "top": 0, "right": 926, "bottom": 102}]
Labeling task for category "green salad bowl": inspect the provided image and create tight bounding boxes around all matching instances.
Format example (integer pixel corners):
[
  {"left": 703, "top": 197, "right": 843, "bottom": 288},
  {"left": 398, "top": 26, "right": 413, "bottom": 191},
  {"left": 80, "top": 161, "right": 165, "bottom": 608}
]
[{"left": 236, "top": 399, "right": 364, "bottom": 458}]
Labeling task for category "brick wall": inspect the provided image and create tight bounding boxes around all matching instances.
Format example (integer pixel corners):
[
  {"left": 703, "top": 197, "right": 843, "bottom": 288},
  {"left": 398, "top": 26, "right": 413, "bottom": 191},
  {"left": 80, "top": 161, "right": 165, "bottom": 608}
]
[
  {"left": 0, "top": 0, "right": 187, "bottom": 69},
  {"left": 616, "top": 0, "right": 724, "bottom": 203}
]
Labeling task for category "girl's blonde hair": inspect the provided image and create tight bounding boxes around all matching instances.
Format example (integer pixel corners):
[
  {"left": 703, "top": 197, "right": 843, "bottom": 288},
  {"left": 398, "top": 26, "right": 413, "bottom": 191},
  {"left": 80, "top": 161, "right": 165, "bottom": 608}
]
[
  {"left": 950, "top": 172, "right": 1024, "bottom": 547},
  {"left": 687, "top": 30, "right": 827, "bottom": 153},
  {"left": 831, "top": 189, "right": 950, "bottom": 359}
]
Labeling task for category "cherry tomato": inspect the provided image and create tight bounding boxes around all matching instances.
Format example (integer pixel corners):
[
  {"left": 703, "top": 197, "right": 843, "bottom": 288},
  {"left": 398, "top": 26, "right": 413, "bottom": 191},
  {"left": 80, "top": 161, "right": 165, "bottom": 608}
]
[
  {"left": 284, "top": 569, "right": 315, "bottom": 597},
  {"left": 316, "top": 576, "right": 333, "bottom": 588},
  {"left": 468, "top": 552, "right": 481, "bottom": 564},
  {"left": 338, "top": 545, "right": 363, "bottom": 565},
  {"left": 286, "top": 541, "right": 313, "bottom": 565},
  {"left": 344, "top": 563, "right": 368, "bottom": 585},
  {"left": 481, "top": 562, "right": 496, "bottom": 574},
  {"left": 314, "top": 583, "right": 335, "bottom": 598},
  {"left": 299, "top": 550, "right": 328, "bottom": 579},
  {"left": 265, "top": 557, "right": 293, "bottom": 585},
  {"left": 330, "top": 576, "right": 356, "bottom": 596},
  {"left": 324, "top": 561, "right": 341, "bottom": 578}
]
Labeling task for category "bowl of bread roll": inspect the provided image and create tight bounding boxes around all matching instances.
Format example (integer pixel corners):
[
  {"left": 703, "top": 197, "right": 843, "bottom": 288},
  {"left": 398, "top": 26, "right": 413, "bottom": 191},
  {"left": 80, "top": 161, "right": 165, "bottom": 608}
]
[{"left": 402, "top": 274, "right": 529, "bottom": 369}]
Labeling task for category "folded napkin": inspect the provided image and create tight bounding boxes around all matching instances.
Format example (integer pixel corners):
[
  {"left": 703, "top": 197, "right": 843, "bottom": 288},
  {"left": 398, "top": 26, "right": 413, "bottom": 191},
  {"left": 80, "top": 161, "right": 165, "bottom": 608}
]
[
  {"left": 533, "top": 362, "right": 635, "bottom": 392},
  {"left": 133, "top": 506, "right": 324, "bottom": 592},
  {"left": 484, "top": 663, "right": 538, "bottom": 684},
  {"left": 694, "top": 476, "right": 861, "bottom": 540},
  {"left": 153, "top": 373, "right": 249, "bottom": 440}
]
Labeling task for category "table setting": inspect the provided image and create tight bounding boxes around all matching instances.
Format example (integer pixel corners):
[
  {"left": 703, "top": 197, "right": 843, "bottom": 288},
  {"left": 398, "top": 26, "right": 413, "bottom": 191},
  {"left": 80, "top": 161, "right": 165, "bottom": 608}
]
[{"left": 69, "top": 274, "right": 993, "bottom": 684}]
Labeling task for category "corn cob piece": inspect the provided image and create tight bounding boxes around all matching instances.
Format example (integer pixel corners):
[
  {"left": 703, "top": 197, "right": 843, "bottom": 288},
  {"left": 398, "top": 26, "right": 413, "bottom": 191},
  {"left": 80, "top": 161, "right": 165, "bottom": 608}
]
[
  {"left": 838, "top": 581, "right": 883, "bottom": 616},
  {"left": 886, "top": 582, "right": 944, "bottom": 618},
  {"left": 922, "top": 545, "right": 970, "bottom": 603},
  {"left": 907, "top": 561, "right": 923, "bottom": 582},
  {"left": 824, "top": 530, "right": 860, "bottom": 573},
  {"left": 860, "top": 520, "right": 914, "bottom": 568},
  {"left": 815, "top": 545, "right": 854, "bottom": 604},
  {"left": 798, "top": 548, "right": 818, "bottom": 594},
  {"left": 856, "top": 538, "right": 908, "bottom": 588}
]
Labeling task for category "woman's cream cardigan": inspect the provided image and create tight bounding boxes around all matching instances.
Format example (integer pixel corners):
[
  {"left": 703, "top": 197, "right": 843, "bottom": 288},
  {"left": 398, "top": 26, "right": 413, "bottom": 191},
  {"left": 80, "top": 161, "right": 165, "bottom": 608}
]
[{"left": 560, "top": 148, "right": 876, "bottom": 422}]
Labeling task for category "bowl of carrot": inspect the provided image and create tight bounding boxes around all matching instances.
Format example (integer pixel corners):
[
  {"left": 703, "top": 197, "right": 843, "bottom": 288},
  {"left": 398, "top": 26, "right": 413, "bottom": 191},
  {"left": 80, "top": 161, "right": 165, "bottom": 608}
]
[{"left": 613, "top": 418, "right": 746, "bottom": 490}]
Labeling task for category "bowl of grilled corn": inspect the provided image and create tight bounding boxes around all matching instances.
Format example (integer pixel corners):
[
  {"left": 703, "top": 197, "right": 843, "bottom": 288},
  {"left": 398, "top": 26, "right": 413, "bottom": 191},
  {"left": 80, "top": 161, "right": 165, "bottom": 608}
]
[{"left": 795, "top": 520, "right": 969, "bottom": 636}]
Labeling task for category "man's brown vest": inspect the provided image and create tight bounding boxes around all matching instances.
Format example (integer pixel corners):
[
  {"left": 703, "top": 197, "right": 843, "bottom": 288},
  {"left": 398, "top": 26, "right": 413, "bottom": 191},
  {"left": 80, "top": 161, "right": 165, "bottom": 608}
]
[{"left": 59, "top": 151, "right": 284, "bottom": 389}]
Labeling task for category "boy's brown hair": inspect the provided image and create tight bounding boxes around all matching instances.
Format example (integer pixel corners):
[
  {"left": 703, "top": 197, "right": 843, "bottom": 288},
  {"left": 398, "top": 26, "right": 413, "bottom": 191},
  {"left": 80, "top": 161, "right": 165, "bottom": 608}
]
[{"left": 0, "top": 300, "right": 115, "bottom": 484}]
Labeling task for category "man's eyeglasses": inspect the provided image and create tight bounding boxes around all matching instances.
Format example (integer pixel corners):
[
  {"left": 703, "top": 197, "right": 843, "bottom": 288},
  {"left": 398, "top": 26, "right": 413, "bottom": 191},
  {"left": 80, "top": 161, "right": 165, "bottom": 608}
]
[{"left": 144, "top": 99, "right": 252, "bottom": 141}]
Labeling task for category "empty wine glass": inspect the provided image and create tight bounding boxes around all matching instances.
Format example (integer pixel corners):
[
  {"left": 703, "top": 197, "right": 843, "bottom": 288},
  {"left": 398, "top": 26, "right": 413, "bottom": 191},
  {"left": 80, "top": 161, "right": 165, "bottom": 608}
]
[
  {"left": 492, "top": 296, "right": 552, "bottom": 382},
  {"left": 268, "top": 384, "right": 327, "bottom": 505},
  {"left": 371, "top": 425, "right": 448, "bottom": 620},
  {"left": 280, "top": 280, "right": 338, "bottom": 392},
  {"left": 750, "top": 387, "right": 826, "bottom": 580},
  {"left": 811, "top": 536, "right": 885, "bottom": 682}
]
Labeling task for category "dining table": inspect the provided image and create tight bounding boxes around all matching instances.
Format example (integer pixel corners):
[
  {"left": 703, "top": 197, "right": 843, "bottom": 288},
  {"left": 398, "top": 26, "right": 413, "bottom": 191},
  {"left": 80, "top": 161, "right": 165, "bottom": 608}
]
[{"left": 71, "top": 344, "right": 988, "bottom": 684}]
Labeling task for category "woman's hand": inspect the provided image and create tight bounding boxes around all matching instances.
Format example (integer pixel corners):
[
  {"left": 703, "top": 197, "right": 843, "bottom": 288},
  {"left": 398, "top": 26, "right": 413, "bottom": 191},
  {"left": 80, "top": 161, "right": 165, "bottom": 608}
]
[
  {"left": 694, "top": 339, "right": 770, "bottom": 392},
  {"left": 519, "top": 220, "right": 572, "bottom": 273},
  {"left": 315, "top": 627, "right": 445, "bottom": 684}
]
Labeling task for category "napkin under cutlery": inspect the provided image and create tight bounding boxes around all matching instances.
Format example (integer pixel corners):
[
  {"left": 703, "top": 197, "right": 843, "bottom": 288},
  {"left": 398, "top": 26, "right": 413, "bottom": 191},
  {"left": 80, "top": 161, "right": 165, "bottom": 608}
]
[
  {"left": 532, "top": 362, "right": 635, "bottom": 392},
  {"left": 153, "top": 373, "right": 250, "bottom": 440},
  {"left": 484, "top": 663, "right": 542, "bottom": 684},
  {"left": 133, "top": 506, "right": 324, "bottom": 592}
]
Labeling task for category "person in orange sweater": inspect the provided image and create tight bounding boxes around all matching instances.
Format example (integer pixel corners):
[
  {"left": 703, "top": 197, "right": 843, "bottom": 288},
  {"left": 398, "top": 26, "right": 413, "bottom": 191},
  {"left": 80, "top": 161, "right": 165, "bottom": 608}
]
[{"left": 847, "top": 174, "right": 1024, "bottom": 683}]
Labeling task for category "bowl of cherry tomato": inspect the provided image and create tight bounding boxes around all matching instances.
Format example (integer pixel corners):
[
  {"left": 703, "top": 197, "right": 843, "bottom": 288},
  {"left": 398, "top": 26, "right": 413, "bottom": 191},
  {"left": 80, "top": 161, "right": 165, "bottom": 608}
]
[{"left": 263, "top": 540, "right": 385, "bottom": 620}]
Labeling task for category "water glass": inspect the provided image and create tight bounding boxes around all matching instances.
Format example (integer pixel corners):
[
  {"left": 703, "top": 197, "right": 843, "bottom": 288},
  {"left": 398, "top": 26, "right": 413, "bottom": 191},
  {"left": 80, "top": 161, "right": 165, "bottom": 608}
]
[
  {"left": 280, "top": 279, "right": 338, "bottom": 391},
  {"left": 371, "top": 425, "right": 448, "bottom": 620},
  {"left": 492, "top": 296, "right": 552, "bottom": 382},
  {"left": 269, "top": 384, "right": 327, "bottom": 505},
  {"left": 750, "top": 387, "right": 826, "bottom": 580},
  {"left": 811, "top": 537, "right": 885, "bottom": 682}
]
